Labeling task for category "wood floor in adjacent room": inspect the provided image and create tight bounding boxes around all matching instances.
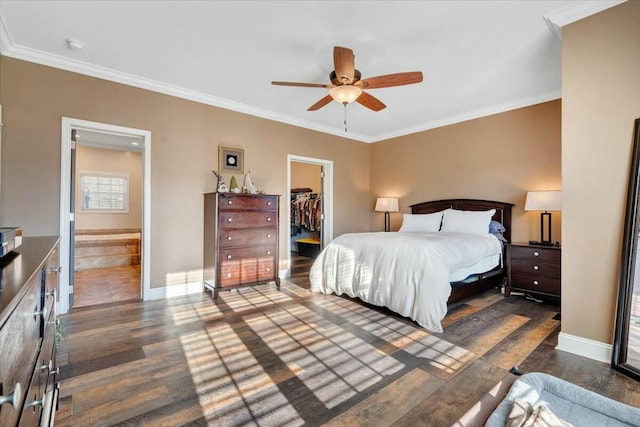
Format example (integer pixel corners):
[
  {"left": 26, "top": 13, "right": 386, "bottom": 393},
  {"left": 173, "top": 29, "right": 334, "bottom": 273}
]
[{"left": 57, "top": 260, "right": 640, "bottom": 426}]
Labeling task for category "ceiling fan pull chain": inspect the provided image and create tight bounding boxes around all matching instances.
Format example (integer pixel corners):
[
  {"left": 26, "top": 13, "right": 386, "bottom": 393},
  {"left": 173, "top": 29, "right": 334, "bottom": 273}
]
[{"left": 343, "top": 103, "right": 348, "bottom": 133}]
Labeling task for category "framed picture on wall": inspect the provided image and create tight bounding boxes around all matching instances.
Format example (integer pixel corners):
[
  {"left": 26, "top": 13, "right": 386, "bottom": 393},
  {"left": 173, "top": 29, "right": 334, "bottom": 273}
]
[{"left": 219, "top": 146, "right": 244, "bottom": 174}]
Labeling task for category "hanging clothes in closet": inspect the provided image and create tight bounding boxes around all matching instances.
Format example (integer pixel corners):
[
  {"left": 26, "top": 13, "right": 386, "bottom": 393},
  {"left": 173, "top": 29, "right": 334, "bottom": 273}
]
[{"left": 291, "top": 191, "right": 321, "bottom": 236}]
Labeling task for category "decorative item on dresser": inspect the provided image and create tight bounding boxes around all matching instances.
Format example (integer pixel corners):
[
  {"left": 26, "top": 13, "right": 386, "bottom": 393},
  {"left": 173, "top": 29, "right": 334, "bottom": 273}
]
[
  {"left": 0, "top": 236, "right": 61, "bottom": 426},
  {"left": 506, "top": 243, "right": 561, "bottom": 299},
  {"left": 203, "top": 193, "right": 280, "bottom": 299}
]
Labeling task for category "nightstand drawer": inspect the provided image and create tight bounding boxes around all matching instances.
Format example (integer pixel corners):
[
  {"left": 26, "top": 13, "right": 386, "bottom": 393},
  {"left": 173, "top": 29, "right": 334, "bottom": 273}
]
[
  {"left": 510, "top": 246, "right": 560, "bottom": 263},
  {"left": 510, "top": 259, "right": 560, "bottom": 278},
  {"left": 511, "top": 273, "right": 560, "bottom": 295}
]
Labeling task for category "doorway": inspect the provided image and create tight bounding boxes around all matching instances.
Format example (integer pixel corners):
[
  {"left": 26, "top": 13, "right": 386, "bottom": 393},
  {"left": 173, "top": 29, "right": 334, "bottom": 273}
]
[
  {"left": 59, "top": 118, "right": 151, "bottom": 314},
  {"left": 287, "top": 155, "right": 333, "bottom": 280}
]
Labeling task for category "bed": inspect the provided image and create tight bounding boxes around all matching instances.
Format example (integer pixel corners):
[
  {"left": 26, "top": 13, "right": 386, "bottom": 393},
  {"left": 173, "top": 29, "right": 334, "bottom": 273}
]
[{"left": 309, "top": 199, "right": 513, "bottom": 332}]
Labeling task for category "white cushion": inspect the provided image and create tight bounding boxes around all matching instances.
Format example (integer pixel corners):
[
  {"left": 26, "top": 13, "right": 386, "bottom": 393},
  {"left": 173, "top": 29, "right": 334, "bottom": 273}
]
[
  {"left": 441, "top": 208, "right": 496, "bottom": 235},
  {"left": 398, "top": 211, "right": 444, "bottom": 233}
]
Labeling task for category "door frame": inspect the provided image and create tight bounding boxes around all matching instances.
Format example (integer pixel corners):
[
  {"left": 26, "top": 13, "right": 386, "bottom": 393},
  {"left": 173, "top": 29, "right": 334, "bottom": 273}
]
[
  {"left": 59, "top": 117, "right": 151, "bottom": 314},
  {"left": 286, "top": 154, "right": 333, "bottom": 277}
]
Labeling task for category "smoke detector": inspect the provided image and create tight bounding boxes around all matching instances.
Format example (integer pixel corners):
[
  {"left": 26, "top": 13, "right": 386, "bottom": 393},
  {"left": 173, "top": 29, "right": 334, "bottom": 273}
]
[{"left": 66, "top": 39, "right": 85, "bottom": 52}]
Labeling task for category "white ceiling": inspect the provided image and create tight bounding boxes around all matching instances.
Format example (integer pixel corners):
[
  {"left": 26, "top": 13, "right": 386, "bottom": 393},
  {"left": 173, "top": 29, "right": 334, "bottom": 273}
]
[{"left": 0, "top": 1, "right": 624, "bottom": 143}]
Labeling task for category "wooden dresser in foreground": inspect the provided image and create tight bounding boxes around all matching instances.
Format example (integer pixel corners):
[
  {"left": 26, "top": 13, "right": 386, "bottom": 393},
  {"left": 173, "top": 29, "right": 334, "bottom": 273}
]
[
  {"left": 0, "top": 236, "right": 61, "bottom": 426},
  {"left": 506, "top": 243, "right": 561, "bottom": 299},
  {"left": 203, "top": 193, "right": 280, "bottom": 299}
]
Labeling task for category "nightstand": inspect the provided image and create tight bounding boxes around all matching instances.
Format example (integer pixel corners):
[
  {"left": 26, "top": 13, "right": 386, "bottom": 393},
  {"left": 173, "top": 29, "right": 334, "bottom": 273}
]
[{"left": 506, "top": 243, "right": 561, "bottom": 299}]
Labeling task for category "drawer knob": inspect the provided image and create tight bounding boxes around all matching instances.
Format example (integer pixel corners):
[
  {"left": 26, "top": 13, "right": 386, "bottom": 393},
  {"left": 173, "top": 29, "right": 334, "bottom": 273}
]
[
  {"left": 533, "top": 251, "right": 540, "bottom": 257},
  {"left": 226, "top": 254, "right": 232, "bottom": 260},
  {"left": 267, "top": 217, "right": 271, "bottom": 222},
  {"left": 266, "top": 250, "right": 271, "bottom": 255},
  {"left": 266, "top": 267, "right": 271, "bottom": 272},
  {"left": 227, "top": 236, "right": 232, "bottom": 241},
  {"left": 40, "top": 359, "right": 54, "bottom": 372},
  {"left": 227, "top": 217, "right": 232, "bottom": 222},
  {"left": 267, "top": 201, "right": 272, "bottom": 206},
  {"left": 227, "top": 200, "right": 233, "bottom": 205},
  {"left": 46, "top": 289, "right": 56, "bottom": 298},
  {"left": 27, "top": 393, "right": 46, "bottom": 409},
  {"left": 0, "top": 382, "right": 22, "bottom": 408},
  {"left": 266, "top": 233, "right": 271, "bottom": 238},
  {"left": 533, "top": 265, "right": 539, "bottom": 271},
  {"left": 533, "top": 280, "right": 540, "bottom": 286}
]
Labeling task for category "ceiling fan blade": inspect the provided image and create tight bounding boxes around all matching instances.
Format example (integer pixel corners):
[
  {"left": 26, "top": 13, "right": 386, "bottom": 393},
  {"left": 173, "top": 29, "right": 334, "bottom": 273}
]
[
  {"left": 357, "top": 71, "right": 423, "bottom": 89},
  {"left": 272, "top": 81, "right": 333, "bottom": 88},
  {"left": 333, "top": 46, "right": 355, "bottom": 84},
  {"left": 356, "top": 91, "right": 386, "bottom": 111},
  {"left": 307, "top": 95, "right": 334, "bottom": 111}
]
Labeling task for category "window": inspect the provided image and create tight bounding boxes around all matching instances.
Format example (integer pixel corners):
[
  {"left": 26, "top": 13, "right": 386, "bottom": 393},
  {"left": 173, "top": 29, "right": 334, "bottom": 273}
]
[{"left": 80, "top": 173, "right": 129, "bottom": 212}]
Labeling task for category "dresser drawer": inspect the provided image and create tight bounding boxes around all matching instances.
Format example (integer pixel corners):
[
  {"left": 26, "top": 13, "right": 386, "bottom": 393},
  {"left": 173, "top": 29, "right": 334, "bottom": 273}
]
[
  {"left": 511, "top": 273, "right": 560, "bottom": 295},
  {"left": 218, "top": 211, "right": 278, "bottom": 229},
  {"left": 218, "top": 194, "right": 277, "bottom": 211},
  {"left": 219, "top": 256, "right": 277, "bottom": 287},
  {"left": 509, "top": 246, "right": 560, "bottom": 263},
  {"left": 510, "top": 259, "right": 560, "bottom": 278},
  {"left": 218, "top": 228, "right": 277, "bottom": 248},
  {"left": 0, "top": 278, "right": 42, "bottom": 427}
]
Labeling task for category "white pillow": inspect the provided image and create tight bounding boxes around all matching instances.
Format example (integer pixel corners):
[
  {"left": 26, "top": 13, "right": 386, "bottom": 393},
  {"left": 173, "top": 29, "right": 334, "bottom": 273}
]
[
  {"left": 440, "top": 208, "right": 496, "bottom": 235},
  {"left": 398, "top": 211, "right": 444, "bottom": 233}
]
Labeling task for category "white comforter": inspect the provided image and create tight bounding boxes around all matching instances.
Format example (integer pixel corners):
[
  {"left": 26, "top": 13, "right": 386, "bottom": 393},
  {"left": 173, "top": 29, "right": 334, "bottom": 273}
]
[{"left": 309, "top": 231, "right": 502, "bottom": 332}]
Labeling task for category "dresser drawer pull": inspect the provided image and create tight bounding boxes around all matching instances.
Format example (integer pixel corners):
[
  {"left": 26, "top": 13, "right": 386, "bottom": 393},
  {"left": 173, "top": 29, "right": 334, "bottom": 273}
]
[
  {"left": 48, "top": 266, "right": 62, "bottom": 273},
  {"left": 533, "top": 265, "right": 539, "bottom": 271},
  {"left": 34, "top": 306, "right": 47, "bottom": 320},
  {"left": 227, "top": 236, "right": 232, "bottom": 241},
  {"left": 267, "top": 201, "right": 272, "bottom": 206},
  {"left": 27, "top": 393, "right": 46, "bottom": 408},
  {"left": 227, "top": 200, "right": 233, "bottom": 205},
  {"left": 40, "top": 359, "right": 54, "bottom": 372},
  {"left": 533, "top": 280, "right": 540, "bottom": 286},
  {"left": 0, "top": 382, "right": 22, "bottom": 408},
  {"left": 266, "top": 267, "right": 271, "bottom": 272},
  {"left": 267, "top": 217, "right": 272, "bottom": 222},
  {"left": 226, "top": 254, "right": 232, "bottom": 259},
  {"left": 266, "top": 233, "right": 271, "bottom": 239},
  {"left": 227, "top": 217, "right": 233, "bottom": 223},
  {"left": 46, "top": 289, "right": 56, "bottom": 298},
  {"left": 533, "top": 251, "right": 540, "bottom": 257},
  {"left": 266, "top": 250, "right": 271, "bottom": 255},
  {"left": 226, "top": 273, "right": 232, "bottom": 278}
]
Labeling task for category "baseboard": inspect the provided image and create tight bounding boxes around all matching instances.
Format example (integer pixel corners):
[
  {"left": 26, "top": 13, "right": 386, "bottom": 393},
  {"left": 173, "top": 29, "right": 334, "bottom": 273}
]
[
  {"left": 146, "top": 269, "right": 288, "bottom": 301},
  {"left": 556, "top": 332, "right": 612, "bottom": 364}
]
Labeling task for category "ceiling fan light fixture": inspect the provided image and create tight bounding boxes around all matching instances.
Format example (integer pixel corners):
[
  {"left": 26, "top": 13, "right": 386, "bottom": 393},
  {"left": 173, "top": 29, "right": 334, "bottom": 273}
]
[{"left": 329, "top": 85, "right": 362, "bottom": 104}]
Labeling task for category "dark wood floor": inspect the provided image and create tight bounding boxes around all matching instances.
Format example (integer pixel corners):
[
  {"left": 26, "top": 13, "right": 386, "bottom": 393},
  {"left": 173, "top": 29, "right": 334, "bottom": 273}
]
[{"left": 56, "top": 256, "right": 640, "bottom": 426}]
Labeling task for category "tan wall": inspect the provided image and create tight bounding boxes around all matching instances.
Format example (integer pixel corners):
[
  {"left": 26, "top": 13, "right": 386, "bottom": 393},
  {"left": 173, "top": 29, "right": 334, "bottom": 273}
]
[
  {"left": 369, "top": 101, "right": 562, "bottom": 241},
  {"left": 0, "top": 57, "right": 370, "bottom": 289},
  {"left": 562, "top": 1, "right": 640, "bottom": 344},
  {"left": 291, "top": 161, "right": 322, "bottom": 193},
  {"left": 75, "top": 146, "right": 142, "bottom": 230}
]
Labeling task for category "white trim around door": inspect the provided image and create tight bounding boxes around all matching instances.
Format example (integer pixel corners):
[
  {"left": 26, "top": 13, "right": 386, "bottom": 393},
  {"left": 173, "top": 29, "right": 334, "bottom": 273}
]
[
  {"left": 59, "top": 117, "right": 151, "bottom": 314},
  {"left": 286, "top": 154, "right": 333, "bottom": 278}
]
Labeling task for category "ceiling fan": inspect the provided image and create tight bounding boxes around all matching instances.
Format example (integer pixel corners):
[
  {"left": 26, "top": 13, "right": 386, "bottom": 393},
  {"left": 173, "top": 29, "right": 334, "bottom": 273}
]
[{"left": 272, "top": 46, "right": 423, "bottom": 112}]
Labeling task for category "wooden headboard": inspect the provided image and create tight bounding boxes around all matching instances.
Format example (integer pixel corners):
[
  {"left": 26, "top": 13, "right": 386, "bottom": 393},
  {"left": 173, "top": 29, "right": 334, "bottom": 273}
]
[{"left": 410, "top": 199, "right": 514, "bottom": 242}]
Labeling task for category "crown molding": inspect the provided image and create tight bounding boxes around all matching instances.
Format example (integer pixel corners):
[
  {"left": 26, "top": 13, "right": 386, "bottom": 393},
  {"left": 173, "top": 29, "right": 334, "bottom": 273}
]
[
  {"left": 370, "top": 91, "right": 561, "bottom": 143},
  {"left": 0, "top": 17, "right": 370, "bottom": 143},
  {"left": 544, "top": 0, "right": 627, "bottom": 39}
]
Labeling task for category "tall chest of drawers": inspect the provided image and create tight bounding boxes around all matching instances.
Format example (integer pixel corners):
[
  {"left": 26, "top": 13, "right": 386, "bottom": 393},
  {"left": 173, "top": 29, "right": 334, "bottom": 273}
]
[
  {"left": 506, "top": 243, "right": 561, "bottom": 299},
  {"left": 203, "top": 193, "right": 280, "bottom": 299},
  {"left": 0, "top": 236, "right": 60, "bottom": 426}
]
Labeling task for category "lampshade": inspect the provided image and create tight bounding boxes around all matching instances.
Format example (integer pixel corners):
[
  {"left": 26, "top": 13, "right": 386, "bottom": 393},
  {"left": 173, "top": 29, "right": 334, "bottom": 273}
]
[
  {"left": 329, "top": 85, "right": 363, "bottom": 104},
  {"left": 375, "top": 197, "right": 399, "bottom": 212},
  {"left": 524, "top": 191, "right": 562, "bottom": 212}
]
